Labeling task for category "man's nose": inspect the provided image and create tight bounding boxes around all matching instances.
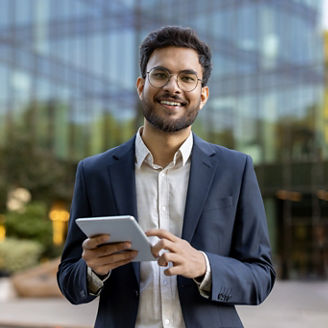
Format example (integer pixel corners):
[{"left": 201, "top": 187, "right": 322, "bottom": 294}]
[{"left": 163, "top": 75, "right": 181, "bottom": 93}]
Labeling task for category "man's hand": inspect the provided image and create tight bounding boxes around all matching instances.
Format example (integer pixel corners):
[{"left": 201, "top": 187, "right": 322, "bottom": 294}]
[
  {"left": 146, "top": 229, "right": 206, "bottom": 279},
  {"left": 82, "top": 234, "right": 138, "bottom": 276}
]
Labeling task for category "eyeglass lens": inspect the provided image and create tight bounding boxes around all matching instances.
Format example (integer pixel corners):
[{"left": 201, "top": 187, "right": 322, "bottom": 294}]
[{"left": 148, "top": 68, "right": 199, "bottom": 91}]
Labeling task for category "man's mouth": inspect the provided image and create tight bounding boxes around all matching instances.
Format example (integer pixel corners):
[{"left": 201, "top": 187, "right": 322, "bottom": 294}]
[
  {"left": 160, "top": 100, "right": 183, "bottom": 107},
  {"left": 157, "top": 97, "right": 187, "bottom": 108}
]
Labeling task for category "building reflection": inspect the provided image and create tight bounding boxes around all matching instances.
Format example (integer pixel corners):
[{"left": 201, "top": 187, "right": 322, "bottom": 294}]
[{"left": 0, "top": 0, "right": 327, "bottom": 279}]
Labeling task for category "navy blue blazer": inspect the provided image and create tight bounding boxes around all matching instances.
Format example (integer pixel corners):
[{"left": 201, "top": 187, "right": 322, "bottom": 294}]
[{"left": 57, "top": 133, "right": 275, "bottom": 328}]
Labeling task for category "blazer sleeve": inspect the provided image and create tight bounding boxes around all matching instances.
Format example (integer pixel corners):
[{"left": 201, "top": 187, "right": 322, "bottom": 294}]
[
  {"left": 57, "top": 161, "right": 97, "bottom": 305},
  {"left": 206, "top": 155, "right": 276, "bottom": 305}
]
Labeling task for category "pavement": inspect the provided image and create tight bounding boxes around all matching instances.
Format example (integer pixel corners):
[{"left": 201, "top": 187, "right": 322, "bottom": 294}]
[
  {"left": 237, "top": 280, "right": 328, "bottom": 328},
  {"left": 0, "top": 279, "right": 327, "bottom": 328}
]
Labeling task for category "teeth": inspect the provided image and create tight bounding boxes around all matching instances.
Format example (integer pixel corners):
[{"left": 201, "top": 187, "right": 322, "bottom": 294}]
[{"left": 160, "top": 100, "right": 181, "bottom": 106}]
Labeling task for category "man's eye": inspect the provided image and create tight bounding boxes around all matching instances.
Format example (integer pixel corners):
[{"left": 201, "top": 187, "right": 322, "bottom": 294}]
[
  {"left": 152, "top": 72, "right": 168, "bottom": 79},
  {"left": 180, "top": 74, "right": 196, "bottom": 83}
]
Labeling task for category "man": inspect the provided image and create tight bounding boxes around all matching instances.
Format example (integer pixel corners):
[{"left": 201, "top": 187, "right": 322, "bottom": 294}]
[{"left": 57, "top": 26, "right": 275, "bottom": 328}]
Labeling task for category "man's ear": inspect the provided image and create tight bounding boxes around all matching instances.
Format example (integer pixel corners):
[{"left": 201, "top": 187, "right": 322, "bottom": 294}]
[
  {"left": 199, "top": 86, "right": 209, "bottom": 110},
  {"left": 136, "top": 77, "right": 145, "bottom": 100}
]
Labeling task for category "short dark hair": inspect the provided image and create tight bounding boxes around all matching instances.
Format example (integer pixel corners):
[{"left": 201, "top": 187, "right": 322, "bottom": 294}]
[{"left": 139, "top": 26, "right": 212, "bottom": 86}]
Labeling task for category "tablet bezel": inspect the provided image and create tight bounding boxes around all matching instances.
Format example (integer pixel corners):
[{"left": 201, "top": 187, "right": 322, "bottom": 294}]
[{"left": 76, "top": 215, "right": 155, "bottom": 262}]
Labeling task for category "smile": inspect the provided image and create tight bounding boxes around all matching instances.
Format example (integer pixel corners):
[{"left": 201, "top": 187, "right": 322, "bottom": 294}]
[
  {"left": 161, "top": 100, "right": 181, "bottom": 106},
  {"left": 159, "top": 99, "right": 187, "bottom": 108}
]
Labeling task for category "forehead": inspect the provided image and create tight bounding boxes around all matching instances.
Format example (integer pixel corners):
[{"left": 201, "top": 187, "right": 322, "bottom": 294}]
[{"left": 147, "top": 47, "right": 202, "bottom": 75}]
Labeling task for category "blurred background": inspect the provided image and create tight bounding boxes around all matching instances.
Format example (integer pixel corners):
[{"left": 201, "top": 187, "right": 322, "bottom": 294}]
[{"left": 0, "top": 0, "right": 328, "bottom": 289}]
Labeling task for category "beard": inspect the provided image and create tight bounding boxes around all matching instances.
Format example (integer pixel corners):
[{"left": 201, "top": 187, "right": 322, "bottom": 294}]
[{"left": 141, "top": 94, "right": 201, "bottom": 133}]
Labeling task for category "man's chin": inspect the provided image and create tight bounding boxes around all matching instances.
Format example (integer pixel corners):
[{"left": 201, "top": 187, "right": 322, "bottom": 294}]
[
  {"left": 149, "top": 118, "right": 193, "bottom": 133},
  {"left": 142, "top": 104, "right": 198, "bottom": 133}
]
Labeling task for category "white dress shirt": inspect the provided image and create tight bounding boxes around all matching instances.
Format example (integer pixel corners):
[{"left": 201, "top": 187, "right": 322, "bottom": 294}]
[
  {"left": 87, "top": 128, "right": 211, "bottom": 327},
  {"left": 135, "top": 128, "right": 211, "bottom": 328}
]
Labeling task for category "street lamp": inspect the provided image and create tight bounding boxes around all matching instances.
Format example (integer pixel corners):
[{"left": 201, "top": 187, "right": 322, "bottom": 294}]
[
  {"left": 0, "top": 215, "right": 5, "bottom": 242},
  {"left": 49, "top": 204, "right": 70, "bottom": 246}
]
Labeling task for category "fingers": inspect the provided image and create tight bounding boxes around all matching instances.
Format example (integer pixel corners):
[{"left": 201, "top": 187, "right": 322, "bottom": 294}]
[
  {"left": 92, "top": 251, "right": 138, "bottom": 276},
  {"left": 82, "top": 234, "right": 138, "bottom": 275},
  {"left": 146, "top": 229, "right": 207, "bottom": 279},
  {"left": 147, "top": 229, "right": 180, "bottom": 258},
  {"left": 97, "top": 242, "right": 133, "bottom": 257},
  {"left": 164, "top": 265, "right": 182, "bottom": 276},
  {"left": 146, "top": 229, "right": 178, "bottom": 242},
  {"left": 82, "top": 234, "right": 110, "bottom": 250},
  {"left": 156, "top": 252, "right": 189, "bottom": 277},
  {"left": 82, "top": 240, "right": 132, "bottom": 260},
  {"left": 157, "top": 250, "right": 206, "bottom": 278},
  {"left": 157, "top": 252, "right": 180, "bottom": 267},
  {"left": 151, "top": 238, "right": 178, "bottom": 258},
  {"left": 88, "top": 249, "right": 137, "bottom": 266},
  {"left": 83, "top": 248, "right": 138, "bottom": 276}
]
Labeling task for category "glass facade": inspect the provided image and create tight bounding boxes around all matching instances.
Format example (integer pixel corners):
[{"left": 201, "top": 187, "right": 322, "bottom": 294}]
[{"left": 0, "top": 0, "right": 327, "bottom": 279}]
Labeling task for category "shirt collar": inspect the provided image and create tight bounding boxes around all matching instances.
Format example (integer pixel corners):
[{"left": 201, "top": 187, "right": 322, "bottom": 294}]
[
  {"left": 135, "top": 127, "right": 193, "bottom": 169},
  {"left": 135, "top": 127, "right": 152, "bottom": 168}
]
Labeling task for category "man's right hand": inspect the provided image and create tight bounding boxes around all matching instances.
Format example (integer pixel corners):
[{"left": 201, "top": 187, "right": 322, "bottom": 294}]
[{"left": 82, "top": 234, "right": 138, "bottom": 276}]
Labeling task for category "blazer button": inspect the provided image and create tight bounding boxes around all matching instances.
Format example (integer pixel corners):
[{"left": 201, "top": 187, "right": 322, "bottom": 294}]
[
  {"left": 135, "top": 290, "right": 139, "bottom": 297},
  {"left": 217, "top": 293, "right": 225, "bottom": 301}
]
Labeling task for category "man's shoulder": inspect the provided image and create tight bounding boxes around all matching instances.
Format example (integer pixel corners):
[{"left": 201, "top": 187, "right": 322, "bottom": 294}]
[
  {"left": 78, "top": 136, "right": 136, "bottom": 171},
  {"left": 193, "top": 134, "right": 249, "bottom": 163}
]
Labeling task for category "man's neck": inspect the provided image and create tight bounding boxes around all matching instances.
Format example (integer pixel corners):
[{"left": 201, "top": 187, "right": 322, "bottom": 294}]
[{"left": 141, "top": 122, "right": 191, "bottom": 167}]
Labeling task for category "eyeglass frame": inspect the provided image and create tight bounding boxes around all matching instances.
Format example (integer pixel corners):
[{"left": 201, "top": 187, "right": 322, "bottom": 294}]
[{"left": 146, "top": 66, "right": 203, "bottom": 92}]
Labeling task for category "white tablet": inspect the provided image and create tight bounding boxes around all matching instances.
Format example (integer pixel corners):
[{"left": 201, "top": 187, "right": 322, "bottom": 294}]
[{"left": 76, "top": 215, "right": 155, "bottom": 262}]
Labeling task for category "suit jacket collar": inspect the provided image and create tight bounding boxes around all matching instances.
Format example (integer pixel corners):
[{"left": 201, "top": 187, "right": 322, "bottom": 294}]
[{"left": 107, "top": 136, "right": 138, "bottom": 220}]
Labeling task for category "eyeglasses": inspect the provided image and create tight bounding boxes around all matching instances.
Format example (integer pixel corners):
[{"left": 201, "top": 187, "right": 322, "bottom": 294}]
[{"left": 146, "top": 67, "right": 202, "bottom": 92}]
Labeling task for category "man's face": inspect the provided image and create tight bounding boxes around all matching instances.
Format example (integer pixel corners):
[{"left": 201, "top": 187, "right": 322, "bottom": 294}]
[{"left": 136, "top": 47, "right": 209, "bottom": 133}]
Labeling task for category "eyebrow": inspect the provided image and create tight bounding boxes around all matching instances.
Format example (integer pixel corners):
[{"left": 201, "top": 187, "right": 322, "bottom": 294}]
[{"left": 151, "top": 66, "right": 198, "bottom": 76}]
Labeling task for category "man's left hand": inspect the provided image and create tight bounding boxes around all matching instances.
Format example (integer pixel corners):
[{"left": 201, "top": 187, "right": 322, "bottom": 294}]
[{"left": 146, "top": 229, "right": 206, "bottom": 279}]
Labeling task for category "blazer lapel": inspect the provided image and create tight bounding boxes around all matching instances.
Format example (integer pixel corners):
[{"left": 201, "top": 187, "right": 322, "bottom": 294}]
[
  {"left": 107, "top": 136, "right": 140, "bottom": 283},
  {"left": 107, "top": 141, "right": 138, "bottom": 220},
  {"left": 182, "top": 134, "right": 218, "bottom": 243}
]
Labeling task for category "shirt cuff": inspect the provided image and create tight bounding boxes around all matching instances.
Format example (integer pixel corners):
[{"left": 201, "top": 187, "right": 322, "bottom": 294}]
[
  {"left": 87, "top": 266, "right": 111, "bottom": 296},
  {"left": 193, "top": 251, "right": 212, "bottom": 299}
]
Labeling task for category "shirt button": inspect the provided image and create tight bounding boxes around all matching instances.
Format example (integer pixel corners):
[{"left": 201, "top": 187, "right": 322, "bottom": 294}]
[
  {"left": 164, "top": 319, "right": 170, "bottom": 325},
  {"left": 162, "top": 205, "right": 166, "bottom": 211},
  {"left": 162, "top": 279, "right": 168, "bottom": 286}
]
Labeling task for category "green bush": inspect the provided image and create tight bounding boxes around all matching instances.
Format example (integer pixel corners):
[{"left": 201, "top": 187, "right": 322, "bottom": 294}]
[
  {"left": 5, "top": 202, "right": 54, "bottom": 257},
  {"left": 0, "top": 238, "right": 43, "bottom": 273}
]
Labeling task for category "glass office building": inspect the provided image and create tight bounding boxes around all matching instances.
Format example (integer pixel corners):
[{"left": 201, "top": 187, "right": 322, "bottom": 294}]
[{"left": 0, "top": 0, "right": 327, "bottom": 279}]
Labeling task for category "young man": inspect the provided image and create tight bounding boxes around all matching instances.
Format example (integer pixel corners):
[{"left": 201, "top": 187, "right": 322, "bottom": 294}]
[{"left": 57, "top": 26, "right": 275, "bottom": 328}]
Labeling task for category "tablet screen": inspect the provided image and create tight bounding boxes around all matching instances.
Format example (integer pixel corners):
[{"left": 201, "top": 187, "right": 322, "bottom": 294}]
[{"left": 76, "top": 215, "right": 156, "bottom": 262}]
